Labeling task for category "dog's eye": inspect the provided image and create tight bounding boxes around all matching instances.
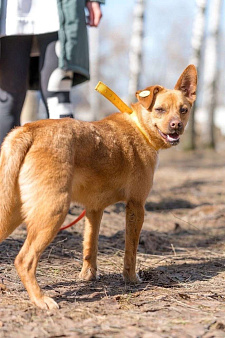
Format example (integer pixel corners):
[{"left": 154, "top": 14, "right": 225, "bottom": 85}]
[
  {"left": 155, "top": 107, "right": 165, "bottom": 113},
  {"left": 180, "top": 107, "right": 188, "bottom": 114}
]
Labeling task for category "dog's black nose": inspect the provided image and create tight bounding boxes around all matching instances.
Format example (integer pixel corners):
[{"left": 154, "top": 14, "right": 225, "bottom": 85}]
[{"left": 170, "top": 120, "right": 183, "bottom": 130}]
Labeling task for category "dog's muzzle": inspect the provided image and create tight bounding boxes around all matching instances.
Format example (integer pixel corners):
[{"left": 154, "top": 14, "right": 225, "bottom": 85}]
[{"left": 157, "top": 128, "right": 181, "bottom": 145}]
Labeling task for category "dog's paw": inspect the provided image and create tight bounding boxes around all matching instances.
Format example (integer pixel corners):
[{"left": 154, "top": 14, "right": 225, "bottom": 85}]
[
  {"left": 123, "top": 272, "right": 142, "bottom": 284},
  {"left": 79, "top": 267, "right": 97, "bottom": 281},
  {"left": 31, "top": 295, "right": 59, "bottom": 310}
]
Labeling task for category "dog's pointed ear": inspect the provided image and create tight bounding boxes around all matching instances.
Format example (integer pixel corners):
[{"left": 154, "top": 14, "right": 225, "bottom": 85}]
[
  {"left": 174, "top": 65, "right": 197, "bottom": 103},
  {"left": 136, "top": 85, "right": 164, "bottom": 109}
]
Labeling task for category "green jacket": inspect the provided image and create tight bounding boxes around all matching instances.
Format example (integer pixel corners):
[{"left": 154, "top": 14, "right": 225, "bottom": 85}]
[
  {"left": 0, "top": 0, "right": 105, "bottom": 86},
  {"left": 57, "top": 0, "right": 105, "bottom": 85}
]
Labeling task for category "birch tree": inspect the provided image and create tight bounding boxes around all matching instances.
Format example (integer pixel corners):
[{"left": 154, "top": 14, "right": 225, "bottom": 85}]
[
  {"left": 202, "top": 0, "right": 222, "bottom": 148},
  {"left": 89, "top": 28, "right": 100, "bottom": 120},
  {"left": 185, "top": 0, "right": 207, "bottom": 150},
  {"left": 128, "top": 0, "right": 145, "bottom": 104}
]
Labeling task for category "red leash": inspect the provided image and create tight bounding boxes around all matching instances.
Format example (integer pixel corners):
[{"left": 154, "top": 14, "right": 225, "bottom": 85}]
[{"left": 59, "top": 210, "right": 86, "bottom": 231}]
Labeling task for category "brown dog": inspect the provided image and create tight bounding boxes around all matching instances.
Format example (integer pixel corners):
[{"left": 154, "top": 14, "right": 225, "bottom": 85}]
[{"left": 0, "top": 65, "right": 197, "bottom": 309}]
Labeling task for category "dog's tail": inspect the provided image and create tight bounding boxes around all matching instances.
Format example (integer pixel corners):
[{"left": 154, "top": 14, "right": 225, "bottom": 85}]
[{"left": 0, "top": 126, "right": 33, "bottom": 240}]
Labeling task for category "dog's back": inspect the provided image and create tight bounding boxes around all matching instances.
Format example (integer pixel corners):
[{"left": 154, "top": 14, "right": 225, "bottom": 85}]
[{"left": 0, "top": 115, "right": 156, "bottom": 240}]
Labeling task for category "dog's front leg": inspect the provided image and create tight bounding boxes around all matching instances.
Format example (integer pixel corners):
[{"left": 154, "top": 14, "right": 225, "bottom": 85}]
[
  {"left": 79, "top": 209, "right": 103, "bottom": 281},
  {"left": 123, "top": 200, "right": 144, "bottom": 283}
]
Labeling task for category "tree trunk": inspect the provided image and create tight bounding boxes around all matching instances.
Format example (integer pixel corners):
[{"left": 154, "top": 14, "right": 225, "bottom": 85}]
[
  {"left": 202, "top": 0, "right": 222, "bottom": 148},
  {"left": 128, "top": 0, "right": 145, "bottom": 104},
  {"left": 185, "top": 0, "right": 207, "bottom": 150},
  {"left": 89, "top": 28, "right": 100, "bottom": 120}
]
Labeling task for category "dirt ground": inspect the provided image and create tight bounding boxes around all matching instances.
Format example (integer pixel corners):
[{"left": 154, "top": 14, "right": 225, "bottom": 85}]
[{"left": 1, "top": 147, "right": 225, "bottom": 338}]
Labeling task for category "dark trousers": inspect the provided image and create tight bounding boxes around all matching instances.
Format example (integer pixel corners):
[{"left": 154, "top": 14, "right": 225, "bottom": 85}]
[{"left": 0, "top": 32, "right": 72, "bottom": 145}]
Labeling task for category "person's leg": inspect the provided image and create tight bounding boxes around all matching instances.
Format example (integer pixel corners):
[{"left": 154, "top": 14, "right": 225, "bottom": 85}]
[
  {"left": 0, "top": 36, "right": 32, "bottom": 144},
  {"left": 38, "top": 33, "right": 74, "bottom": 119}
]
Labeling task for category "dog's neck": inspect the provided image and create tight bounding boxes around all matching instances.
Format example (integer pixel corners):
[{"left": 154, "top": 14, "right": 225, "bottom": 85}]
[
  {"left": 129, "top": 104, "right": 164, "bottom": 152},
  {"left": 129, "top": 111, "right": 158, "bottom": 152}
]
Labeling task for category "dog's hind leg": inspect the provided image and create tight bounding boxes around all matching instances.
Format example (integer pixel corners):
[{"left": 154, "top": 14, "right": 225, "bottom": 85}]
[
  {"left": 123, "top": 200, "right": 145, "bottom": 283},
  {"left": 14, "top": 200, "right": 70, "bottom": 309},
  {"left": 79, "top": 209, "right": 103, "bottom": 281}
]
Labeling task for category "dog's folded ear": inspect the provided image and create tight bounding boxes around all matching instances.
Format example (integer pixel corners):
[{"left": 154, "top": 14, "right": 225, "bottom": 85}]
[
  {"left": 174, "top": 64, "right": 197, "bottom": 103},
  {"left": 136, "top": 85, "right": 164, "bottom": 110}
]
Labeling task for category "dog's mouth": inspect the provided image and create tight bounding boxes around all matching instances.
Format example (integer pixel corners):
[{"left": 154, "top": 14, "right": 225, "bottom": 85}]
[{"left": 157, "top": 128, "right": 180, "bottom": 145}]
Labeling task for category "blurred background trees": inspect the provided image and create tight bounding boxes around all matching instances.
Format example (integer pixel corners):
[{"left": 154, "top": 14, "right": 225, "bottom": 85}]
[
  {"left": 185, "top": 0, "right": 207, "bottom": 150},
  {"left": 128, "top": 0, "right": 146, "bottom": 104},
  {"left": 201, "top": 0, "right": 223, "bottom": 149},
  {"left": 21, "top": 0, "right": 225, "bottom": 150}
]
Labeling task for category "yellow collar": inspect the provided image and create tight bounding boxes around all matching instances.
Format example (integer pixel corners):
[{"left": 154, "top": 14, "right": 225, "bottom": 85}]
[
  {"left": 95, "top": 81, "right": 157, "bottom": 150},
  {"left": 129, "top": 110, "right": 153, "bottom": 146},
  {"left": 95, "top": 81, "right": 133, "bottom": 113}
]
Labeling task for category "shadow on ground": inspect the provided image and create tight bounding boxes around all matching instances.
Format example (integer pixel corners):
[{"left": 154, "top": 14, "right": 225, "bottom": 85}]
[{"left": 43, "top": 256, "right": 225, "bottom": 306}]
